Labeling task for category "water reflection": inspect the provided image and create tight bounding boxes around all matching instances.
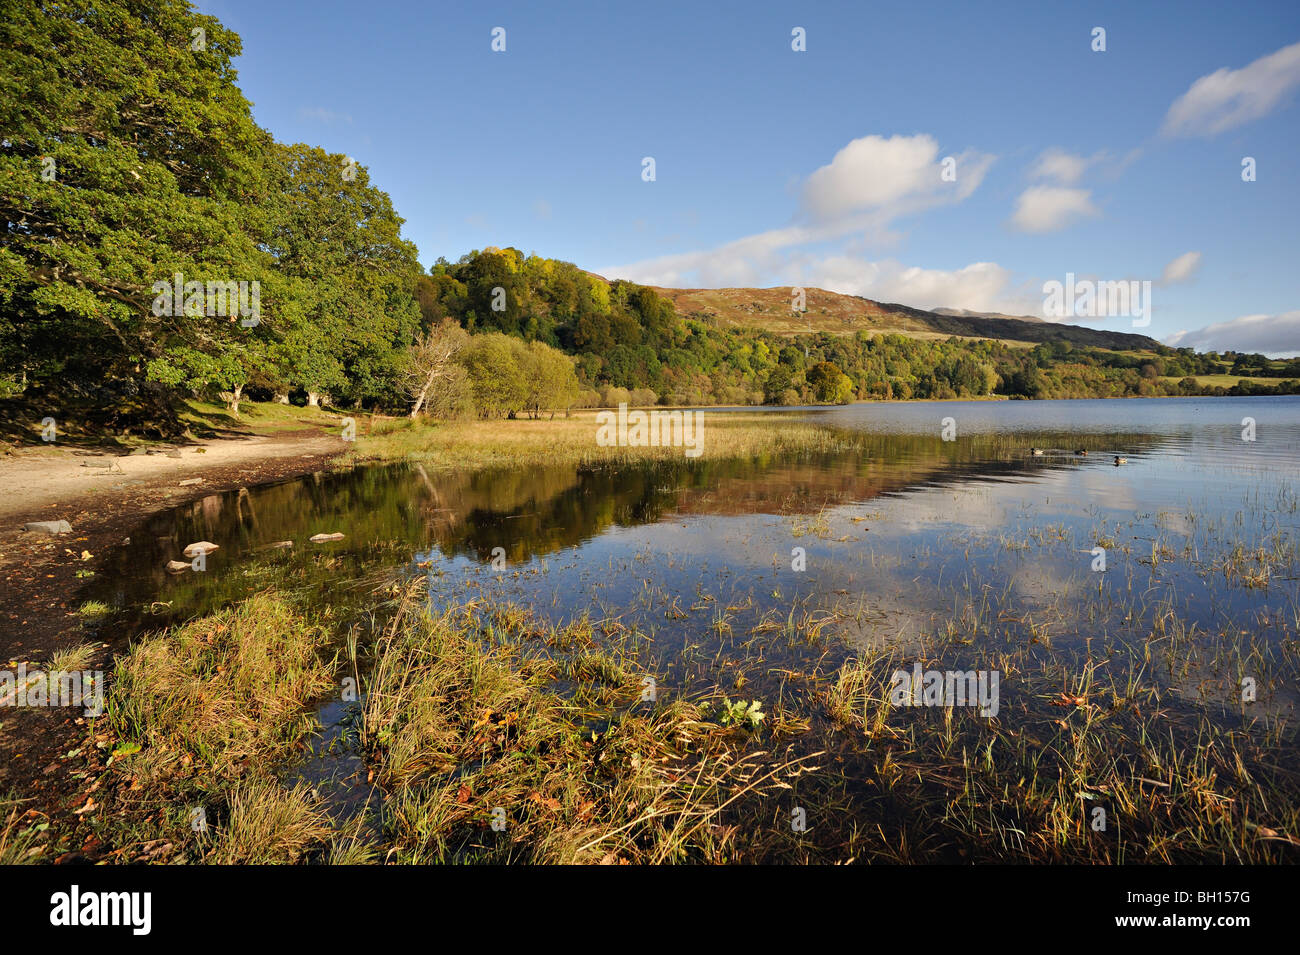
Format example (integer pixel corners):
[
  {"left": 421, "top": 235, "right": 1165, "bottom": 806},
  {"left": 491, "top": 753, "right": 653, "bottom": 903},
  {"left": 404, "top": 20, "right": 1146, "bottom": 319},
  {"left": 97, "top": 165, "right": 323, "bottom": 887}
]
[{"left": 88, "top": 397, "right": 1299, "bottom": 706}]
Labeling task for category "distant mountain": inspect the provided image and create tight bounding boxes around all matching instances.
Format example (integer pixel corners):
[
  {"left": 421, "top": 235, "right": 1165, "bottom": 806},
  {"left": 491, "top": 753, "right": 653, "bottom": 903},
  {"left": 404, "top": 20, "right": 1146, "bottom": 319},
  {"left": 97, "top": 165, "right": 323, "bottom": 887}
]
[
  {"left": 932, "top": 307, "right": 1044, "bottom": 324},
  {"left": 635, "top": 284, "right": 1160, "bottom": 351}
]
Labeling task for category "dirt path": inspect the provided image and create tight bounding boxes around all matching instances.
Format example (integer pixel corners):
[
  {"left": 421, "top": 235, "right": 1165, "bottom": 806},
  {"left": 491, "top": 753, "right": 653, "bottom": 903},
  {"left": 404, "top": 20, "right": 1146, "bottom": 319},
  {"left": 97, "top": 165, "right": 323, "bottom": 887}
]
[{"left": 0, "top": 427, "right": 346, "bottom": 846}]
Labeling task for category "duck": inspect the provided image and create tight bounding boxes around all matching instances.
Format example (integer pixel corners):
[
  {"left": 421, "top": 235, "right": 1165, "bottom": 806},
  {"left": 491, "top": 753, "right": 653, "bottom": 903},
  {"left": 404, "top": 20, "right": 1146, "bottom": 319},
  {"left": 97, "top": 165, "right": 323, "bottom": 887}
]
[
  {"left": 1114, "top": 455, "right": 1127, "bottom": 465},
  {"left": 1073, "top": 449, "right": 1088, "bottom": 456},
  {"left": 1029, "top": 447, "right": 1044, "bottom": 456}
]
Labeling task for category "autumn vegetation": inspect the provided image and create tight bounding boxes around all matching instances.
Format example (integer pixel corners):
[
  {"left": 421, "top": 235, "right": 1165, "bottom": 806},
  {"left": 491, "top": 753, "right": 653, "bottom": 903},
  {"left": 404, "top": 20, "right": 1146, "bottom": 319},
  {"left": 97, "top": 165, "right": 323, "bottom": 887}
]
[{"left": 5, "top": 0, "right": 1300, "bottom": 442}]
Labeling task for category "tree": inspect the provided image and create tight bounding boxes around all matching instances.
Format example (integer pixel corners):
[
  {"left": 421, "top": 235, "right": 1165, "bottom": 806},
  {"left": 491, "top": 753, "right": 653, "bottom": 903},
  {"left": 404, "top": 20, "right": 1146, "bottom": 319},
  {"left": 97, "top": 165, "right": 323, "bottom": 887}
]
[
  {"left": 517, "top": 340, "right": 580, "bottom": 418},
  {"left": 458, "top": 333, "right": 527, "bottom": 417},
  {"left": 0, "top": 1, "right": 422, "bottom": 423},
  {"left": 0, "top": 0, "right": 276, "bottom": 423},
  {"left": 405, "top": 320, "right": 468, "bottom": 417},
  {"left": 807, "top": 361, "right": 850, "bottom": 403},
  {"left": 265, "top": 143, "right": 422, "bottom": 408}
]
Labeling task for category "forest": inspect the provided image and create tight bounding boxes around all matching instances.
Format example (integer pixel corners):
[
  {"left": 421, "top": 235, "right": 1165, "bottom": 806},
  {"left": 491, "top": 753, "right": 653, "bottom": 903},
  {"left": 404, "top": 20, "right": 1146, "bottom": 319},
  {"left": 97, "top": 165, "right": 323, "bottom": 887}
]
[{"left": 3, "top": 0, "right": 1297, "bottom": 436}]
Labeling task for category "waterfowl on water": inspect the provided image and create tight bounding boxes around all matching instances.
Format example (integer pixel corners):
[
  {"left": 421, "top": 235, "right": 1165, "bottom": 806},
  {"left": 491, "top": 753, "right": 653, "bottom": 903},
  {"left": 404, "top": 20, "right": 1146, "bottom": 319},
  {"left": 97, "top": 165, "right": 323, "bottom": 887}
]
[
  {"left": 1074, "top": 449, "right": 1088, "bottom": 456},
  {"left": 1029, "top": 447, "right": 1045, "bottom": 456},
  {"left": 1114, "top": 456, "right": 1127, "bottom": 465}
]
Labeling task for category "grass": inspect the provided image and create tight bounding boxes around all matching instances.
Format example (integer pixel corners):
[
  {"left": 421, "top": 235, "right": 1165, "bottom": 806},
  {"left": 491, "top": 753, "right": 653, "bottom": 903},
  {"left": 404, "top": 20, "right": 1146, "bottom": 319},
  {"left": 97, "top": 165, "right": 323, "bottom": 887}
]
[
  {"left": 362, "top": 580, "right": 817, "bottom": 864},
  {"left": 1159, "top": 374, "right": 1280, "bottom": 388},
  {"left": 817, "top": 643, "right": 1299, "bottom": 862},
  {"left": 179, "top": 398, "right": 342, "bottom": 437},
  {"left": 338, "top": 411, "right": 861, "bottom": 473},
  {"left": 357, "top": 568, "right": 1299, "bottom": 862},
  {"left": 86, "top": 593, "right": 341, "bottom": 863},
  {"left": 0, "top": 797, "right": 44, "bottom": 864},
  {"left": 205, "top": 778, "right": 334, "bottom": 865},
  {"left": 34, "top": 401, "right": 1296, "bottom": 864},
  {"left": 66, "top": 551, "right": 1299, "bottom": 864},
  {"left": 107, "top": 594, "right": 334, "bottom": 779},
  {"left": 47, "top": 641, "right": 97, "bottom": 674}
]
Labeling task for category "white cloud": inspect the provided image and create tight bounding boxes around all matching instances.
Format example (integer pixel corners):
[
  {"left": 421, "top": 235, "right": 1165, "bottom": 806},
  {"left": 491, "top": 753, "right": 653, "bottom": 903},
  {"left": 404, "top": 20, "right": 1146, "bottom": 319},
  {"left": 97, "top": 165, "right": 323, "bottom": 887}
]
[
  {"left": 1008, "top": 186, "right": 1098, "bottom": 233},
  {"left": 1165, "top": 311, "right": 1300, "bottom": 356},
  {"left": 1159, "top": 251, "right": 1202, "bottom": 286},
  {"left": 1029, "top": 148, "right": 1099, "bottom": 185},
  {"left": 790, "top": 256, "right": 1021, "bottom": 313},
  {"left": 1162, "top": 41, "right": 1300, "bottom": 137},
  {"left": 801, "top": 134, "right": 974, "bottom": 220},
  {"left": 603, "top": 133, "right": 995, "bottom": 290},
  {"left": 608, "top": 244, "right": 1036, "bottom": 316}
]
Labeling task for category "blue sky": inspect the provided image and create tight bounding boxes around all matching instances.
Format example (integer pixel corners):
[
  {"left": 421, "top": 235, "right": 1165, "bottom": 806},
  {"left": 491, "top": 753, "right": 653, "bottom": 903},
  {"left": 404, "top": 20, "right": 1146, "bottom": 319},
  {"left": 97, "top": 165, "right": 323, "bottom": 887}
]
[{"left": 200, "top": 0, "right": 1300, "bottom": 353}]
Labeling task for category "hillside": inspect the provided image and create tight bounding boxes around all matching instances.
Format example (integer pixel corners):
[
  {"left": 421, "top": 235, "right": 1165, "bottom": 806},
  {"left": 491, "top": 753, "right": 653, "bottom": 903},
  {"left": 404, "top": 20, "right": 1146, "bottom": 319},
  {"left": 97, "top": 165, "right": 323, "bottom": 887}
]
[{"left": 642, "top": 284, "right": 1160, "bottom": 351}]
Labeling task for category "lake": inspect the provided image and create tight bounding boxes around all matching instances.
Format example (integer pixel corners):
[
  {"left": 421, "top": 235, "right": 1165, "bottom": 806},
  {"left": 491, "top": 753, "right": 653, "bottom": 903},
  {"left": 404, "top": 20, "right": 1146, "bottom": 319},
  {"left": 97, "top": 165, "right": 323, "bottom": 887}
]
[
  {"left": 91, "top": 398, "right": 1298, "bottom": 653},
  {"left": 81, "top": 395, "right": 1300, "bottom": 849}
]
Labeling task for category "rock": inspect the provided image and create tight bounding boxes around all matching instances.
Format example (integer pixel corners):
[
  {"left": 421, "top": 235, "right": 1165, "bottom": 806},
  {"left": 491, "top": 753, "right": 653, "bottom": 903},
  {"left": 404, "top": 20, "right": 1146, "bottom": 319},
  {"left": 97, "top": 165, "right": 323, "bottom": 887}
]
[
  {"left": 309, "top": 533, "right": 345, "bottom": 543},
  {"left": 165, "top": 450, "right": 183, "bottom": 459},
  {"left": 165, "top": 560, "right": 191, "bottom": 574},
  {"left": 178, "top": 478, "right": 203, "bottom": 486},
  {"left": 23, "top": 520, "right": 72, "bottom": 535},
  {"left": 182, "top": 541, "right": 219, "bottom": 558}
]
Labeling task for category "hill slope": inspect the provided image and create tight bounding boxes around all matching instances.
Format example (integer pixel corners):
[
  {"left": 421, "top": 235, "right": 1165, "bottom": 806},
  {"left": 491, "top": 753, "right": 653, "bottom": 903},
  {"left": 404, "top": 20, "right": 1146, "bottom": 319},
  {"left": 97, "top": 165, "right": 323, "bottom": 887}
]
[{"left": 642, "top": 284, "right": 1159, "bottom": 351}]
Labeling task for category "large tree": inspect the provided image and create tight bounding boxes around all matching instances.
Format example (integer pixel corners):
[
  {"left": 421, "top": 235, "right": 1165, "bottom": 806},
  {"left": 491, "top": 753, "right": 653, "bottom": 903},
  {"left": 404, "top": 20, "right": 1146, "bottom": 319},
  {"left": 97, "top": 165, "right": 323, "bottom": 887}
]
[
  {"left": 264, "top": 143, "right": 422, "bottom": 408},
  {"left": 1, "top": 0, "right": 275, "bottom": 420},
  {"left": 1, "top": 1, "right": 423, "bottom": 424}
]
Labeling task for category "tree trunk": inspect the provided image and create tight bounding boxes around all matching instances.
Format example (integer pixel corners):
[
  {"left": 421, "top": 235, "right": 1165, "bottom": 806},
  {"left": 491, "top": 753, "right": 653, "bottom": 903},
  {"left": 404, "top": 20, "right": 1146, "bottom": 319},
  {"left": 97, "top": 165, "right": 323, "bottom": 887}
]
[
  {"left": 219, "top": 386, "right": 242, "bottom": 417},
  {"left": 408, "top": 365, "right": 440, "bottom": 418},
  {"left": 307, "top": 392, "right": 320, "bottom": 407}
]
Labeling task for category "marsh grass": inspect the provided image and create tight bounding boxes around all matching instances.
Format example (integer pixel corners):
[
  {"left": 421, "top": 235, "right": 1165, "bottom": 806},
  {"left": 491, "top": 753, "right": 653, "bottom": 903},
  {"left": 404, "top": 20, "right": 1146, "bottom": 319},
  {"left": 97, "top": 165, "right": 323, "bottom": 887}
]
[
  {"left": 815, "top": 631, "right": 1299, "bottom": 862},
  {"left": 361, "top": 579, "right": 821, "bottom": 863},
  {"left": 0, "top": 797, "right": 43, "bottom": 864},
  {"left": 91, "top": 593, "right": 338, "bottom": 863},
  {"left": 79, "top": 561, "right": 1299, "bottom": 864},
  {"left": 206, "top": 778, "right": 334, "bottom": 865},
  {"left": 62, "top": 408, "right": 1300, "bottom": 864},
  {"left": 108, "top": 594, "right": 334, "bottom": 777},
  {"left": 46, "top": 641, "right": 97, "bottom": 674},
  {"left": 340, "top": 412, "right": 859, "bottom": 473}
]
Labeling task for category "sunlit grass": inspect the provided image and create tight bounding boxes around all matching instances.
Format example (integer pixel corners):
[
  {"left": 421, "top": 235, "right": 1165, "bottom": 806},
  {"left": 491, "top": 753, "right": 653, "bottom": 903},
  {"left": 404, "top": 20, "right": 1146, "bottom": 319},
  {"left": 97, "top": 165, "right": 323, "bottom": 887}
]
[{"left": 339, "top": 411, "right": 860, "bottom": 472}]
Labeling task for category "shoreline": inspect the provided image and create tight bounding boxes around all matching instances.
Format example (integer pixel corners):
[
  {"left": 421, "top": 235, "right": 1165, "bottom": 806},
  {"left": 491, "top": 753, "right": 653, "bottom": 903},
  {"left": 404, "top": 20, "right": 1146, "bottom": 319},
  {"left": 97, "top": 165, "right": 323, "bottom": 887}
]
[
  {"left": 0, "top": 423, "right": 348, "bottom": 837},
  {"left": 3, "top": 399, "right": 1296, "bottom": 863},
  {"left": 0, "top": 406, "right": 844, "bottom": 842}
]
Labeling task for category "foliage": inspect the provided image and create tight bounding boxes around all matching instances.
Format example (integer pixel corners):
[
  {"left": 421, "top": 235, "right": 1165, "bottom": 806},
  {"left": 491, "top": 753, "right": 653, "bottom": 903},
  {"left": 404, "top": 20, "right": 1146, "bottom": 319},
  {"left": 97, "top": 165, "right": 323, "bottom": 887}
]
[{"left": 2, "top": 1, "right": 1294, "bottom": 427}]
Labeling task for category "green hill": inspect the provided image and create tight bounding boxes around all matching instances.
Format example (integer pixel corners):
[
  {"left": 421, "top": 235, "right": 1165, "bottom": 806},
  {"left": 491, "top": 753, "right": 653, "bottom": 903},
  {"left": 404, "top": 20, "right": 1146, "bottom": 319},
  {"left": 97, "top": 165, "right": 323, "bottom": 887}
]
[{"left": 643, "top": 283, "right": 1161, "bottom": 351}]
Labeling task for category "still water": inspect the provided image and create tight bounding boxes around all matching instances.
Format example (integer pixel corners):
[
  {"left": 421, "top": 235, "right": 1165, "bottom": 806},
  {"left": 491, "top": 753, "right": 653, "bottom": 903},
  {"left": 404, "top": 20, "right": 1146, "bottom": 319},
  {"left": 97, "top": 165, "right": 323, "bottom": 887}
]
[{"left": 88, "top": 397, "right": 1299, "bottom": 712}]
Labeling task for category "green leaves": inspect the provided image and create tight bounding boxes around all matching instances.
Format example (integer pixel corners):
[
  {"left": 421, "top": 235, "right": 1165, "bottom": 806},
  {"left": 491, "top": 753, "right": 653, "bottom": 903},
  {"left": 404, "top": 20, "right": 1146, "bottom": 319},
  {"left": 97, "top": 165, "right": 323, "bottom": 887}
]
[
  {"left": 718, "top": 698, "right": 766, "bottom": 730},
  {"left": 1, "top": 1, "right": 419, "bottom": 416}
]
